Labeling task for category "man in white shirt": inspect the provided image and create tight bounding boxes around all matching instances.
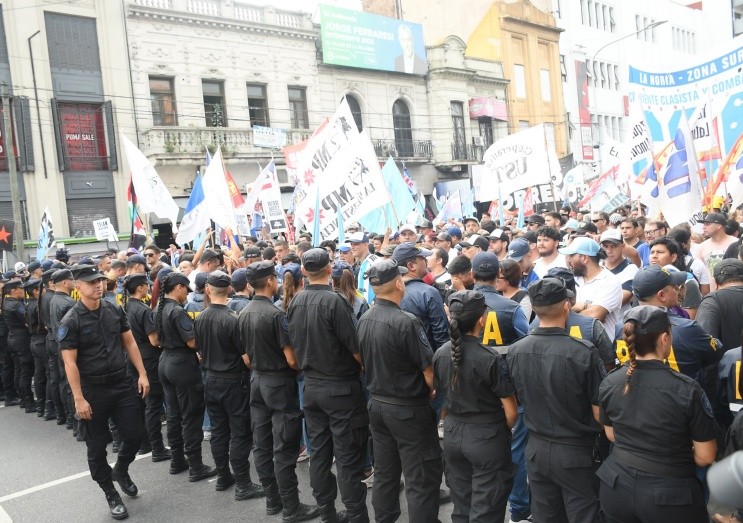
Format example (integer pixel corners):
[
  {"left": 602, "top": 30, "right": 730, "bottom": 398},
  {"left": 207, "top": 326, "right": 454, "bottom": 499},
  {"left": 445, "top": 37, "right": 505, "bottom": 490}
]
[
  {"left": 697, "top": 212, "right": 739, "bottom": 289},
  {"left": 427, "top": 247, "right": 451, "bottom": 285},
  {"left": 349, "top": 231, "right": 378, "bottom": 303},
  {"left": 600, "top": 229, "right": 638, "bottom": 314},
  {"left": 559, "top": 237, "right": 622, "bottom": 340},
  {"left": 533, "top": 226, "right": 567, "bottom": 278}
]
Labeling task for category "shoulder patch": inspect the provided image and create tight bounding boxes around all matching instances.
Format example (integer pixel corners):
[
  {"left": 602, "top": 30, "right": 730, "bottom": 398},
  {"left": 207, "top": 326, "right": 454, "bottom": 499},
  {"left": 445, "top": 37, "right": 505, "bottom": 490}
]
[
  {"left": 700, "top": 390, "right": 714, "bottom": 418},
  {"left": 499, "top": 357, "right": 511, "bottom": 382},
  {"left": 415, "top": 326, "right": 430, "bottom": 347},
  {"left": 56, "top": 325, "right": 68, "bottom": 342},
  {"left": 179, "top": 315, "right": 194, "bottom": 331},
  {"left": 280, "top": 316, "right": 289, "bottom": 333}
]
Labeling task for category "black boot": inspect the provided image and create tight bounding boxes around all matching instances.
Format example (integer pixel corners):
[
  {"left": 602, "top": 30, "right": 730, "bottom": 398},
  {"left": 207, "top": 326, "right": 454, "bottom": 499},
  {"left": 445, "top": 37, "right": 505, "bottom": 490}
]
[
  {"left": 36, "top": 400, "right": 45, "bottom": 417},
  {"left": 169, "top": 449, "right": 188, "bottom": 474},
  {"left": 318, "top": 504, "right": 349, "bottom": 523},
  {"left": 187, "top": 455, "right": 218, "bottom": 482},
  {"left": 66, "top": 416, "right": 74, "bottom": 430},
  {"left": 111, "top": 461, "right": 138, "bottom": 498},
  {"left": 111, "top": 429, "right": 122, "bottom": 453},
  {"left": 281, "top": 491, "right": 320, "bottom": 522},
  {"left": 103, "top": 488, "right": 128, "bottom": 520},
  {"left": 215, "top": 466, "right": 235, "bottom": 491},
  {"left": 137, "top": 438, "right": 151, "bottom": 455},
  {"left": 43, "top": 401, "right": 57, "bottom": 420},
  {"left": 150, "top": 441, "right": 171, "bottom": 463},
  {"left": 25, "top": 398, "right": 37, "bottom": 413},
  {"left": 264, "top": 482, "right": 283, "bottom": 515},
  {"left": 4, "top": 397, "right": 20, "bottom": 407},
  {"left": 234, "top": 471, "right": 265, "bottom": 501}
]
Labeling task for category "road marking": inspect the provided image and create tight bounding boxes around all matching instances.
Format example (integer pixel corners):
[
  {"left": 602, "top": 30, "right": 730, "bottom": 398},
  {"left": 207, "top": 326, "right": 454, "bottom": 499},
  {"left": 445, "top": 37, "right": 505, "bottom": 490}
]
[
  {"left": 0, "top": 453, "right": 152, "bottom": 504},
  {"left": 0, "top": 504, "right": 12, "bottom": 522}
]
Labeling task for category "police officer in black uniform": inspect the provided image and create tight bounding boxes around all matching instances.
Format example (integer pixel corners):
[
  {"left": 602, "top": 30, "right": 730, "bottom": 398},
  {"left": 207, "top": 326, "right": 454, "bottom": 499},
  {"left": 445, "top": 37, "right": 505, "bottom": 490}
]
[
  {"left": 3, "top": 278, "right": 34, "bottom": 412},
  {"left": 39, "top": 269, "right": 63, "bottom": 421},
  {"left": 240, "top": 260, "right": 319, "bottom": 521},
  {"left": 597, "top": 305, "right": 717, "bottom": 522},
  {"left": 155, "top": 270, "right": 217, "bottom": 482},
  {"left": 433, "top": 290, "right": 518, "bottom": 523},
  {"left": 122, "top": 273, "right": 170, "bottom": 462},
  {"left": 25, "top": 277, "right": 48, "bottom": 416},
  {"left": 194, "top": 270, "right": 264, "bottom": 500},
  {"left": 57, "top": 265, "right": 150, "bottom": 520},
  {"left": 506, "top": 278, "right": 605, "bottom": 523},
  {"left": 227, "top": 268, "right": 251, "bottom": 313},
  {"left": 356, "top": 259, "right": 441, "bottom": 523},
  {"left": 0, "top": 275, "right": 19, "bottom": 406},
  {"left": 50, "top": 269, "right": 78, "bottom": 433},
  {"left": 287, "top": 248, "right": 368, "bottom": 523}
]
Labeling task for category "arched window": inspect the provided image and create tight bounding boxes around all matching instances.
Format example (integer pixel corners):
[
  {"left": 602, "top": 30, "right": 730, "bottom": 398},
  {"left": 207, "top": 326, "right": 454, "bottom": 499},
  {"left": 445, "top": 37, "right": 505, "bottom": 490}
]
[
  {"left": 392, "top": 99, "right": 413, "bottom": 157},
  {"left": 345, "top": 95, "right": 363, "bottom": 131}
]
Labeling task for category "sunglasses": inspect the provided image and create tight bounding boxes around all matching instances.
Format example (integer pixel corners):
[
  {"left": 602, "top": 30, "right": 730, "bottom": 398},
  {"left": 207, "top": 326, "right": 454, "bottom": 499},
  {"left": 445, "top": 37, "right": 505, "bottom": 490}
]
[
  {"left": 592, "top": 219, "right": 604, "bottom": 223},
  {"left": 145, "top": 253, "right": 156, "bottom": 257}
]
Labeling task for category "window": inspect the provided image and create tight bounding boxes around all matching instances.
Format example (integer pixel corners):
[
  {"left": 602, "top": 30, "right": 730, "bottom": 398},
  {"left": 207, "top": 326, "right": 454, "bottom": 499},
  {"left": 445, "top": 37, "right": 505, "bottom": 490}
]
[
  {"left": 671, "top": 27, "right": 697, "bottom": 53},
  {"left": 519, "top": 120, "right": 530, "bottom": 131},
  {"left": 202, "top": 80, "right": 226, "bottom": 127},
  {"left": 636, "top": 16, "right": 658, "bottom": 43},
  {"left": 479, "top": 117, "right": 494, "bottom": 148},
  {"left": 540, "top": 69, "right": 552, "bottom": 102},
  {"left": 582, "top": 1, "right": 614, "bottom": 32},
  {"left": 559, "top": 55, "right": 567, "bottom": 82},
  {"left": 345, "top": 95, "right": 363, "bottom": 131},
  {"left": 451, "top": 102, "right": 466, "bottom": 157},
  {"left": 288, "top": 86, "right": 309, "bottom": 129},
  {"left": 149, "top": 77, "right": 177, "bottom": 126},
  {"left": 392, "top": 99, "right": 413, "bottom": 157},
  {"left": 513, "top": 64, "right": 526, "bottom": 99},
  {"left": 247, "top": 83, "right": 269, "bottom": 127}
]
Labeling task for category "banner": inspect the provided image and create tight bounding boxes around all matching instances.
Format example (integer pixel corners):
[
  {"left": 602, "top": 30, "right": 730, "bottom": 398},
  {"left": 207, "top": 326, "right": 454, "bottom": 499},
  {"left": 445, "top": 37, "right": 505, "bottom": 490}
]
[
  {"left": 358, "top": 157, "right": 417, "bottom": 233},
  {"left": 433, "top": 190, "right": 463, "bottom": 226},
  {"left": 575, "top": 60, "right": 593, "bottom": 161},
  {"left": 36, "top": 207, "right": 55, "bottom": 261},
  {"left": 0, "top": 220, "right": 14, "bottom": 252},
  {"left": 202, "top": 147, "right": 237, "bottom": 231},
  {"left": 259, "top": 163, "right": 288, "bottom": 233},
  {"left": 252, "top": 125, "right": 287, "bottom": 149},
  {"left": 476, "top": 124, "right": 552, "bottom": 201}
]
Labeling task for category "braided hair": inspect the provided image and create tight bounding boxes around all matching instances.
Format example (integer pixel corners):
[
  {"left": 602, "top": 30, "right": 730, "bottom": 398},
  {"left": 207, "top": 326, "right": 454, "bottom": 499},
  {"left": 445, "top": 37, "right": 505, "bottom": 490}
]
[
  {"left": 622, "top": 319, "right": 669, "bottom": 394},
  {"left": 35, "top": 280, "right": 45, "bottom": 335},
  {"left": 447, "top": 291, "right": 486, "bottom": 391},
  {"left": 155, "top": 273, "right": 179, "bottom": 341}
]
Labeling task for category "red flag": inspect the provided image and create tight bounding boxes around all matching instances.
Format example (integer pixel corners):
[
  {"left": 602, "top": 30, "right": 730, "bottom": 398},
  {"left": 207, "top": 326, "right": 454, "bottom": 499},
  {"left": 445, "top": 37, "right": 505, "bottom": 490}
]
[{"left": 523, "top": 187, "right": 535, "bottom": 216}]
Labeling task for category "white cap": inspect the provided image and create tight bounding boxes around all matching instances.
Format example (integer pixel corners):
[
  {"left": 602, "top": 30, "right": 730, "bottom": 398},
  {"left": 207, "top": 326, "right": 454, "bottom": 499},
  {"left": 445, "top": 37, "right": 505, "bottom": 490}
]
[
  {"left": 14, "top": 262, "right": 27, "bottom": 273},
  {"left": 399, "top": 223, "right": 417, "bottom": 234},
  {"left": 599, "top": 229, "right": 623, "bottom": 244}
]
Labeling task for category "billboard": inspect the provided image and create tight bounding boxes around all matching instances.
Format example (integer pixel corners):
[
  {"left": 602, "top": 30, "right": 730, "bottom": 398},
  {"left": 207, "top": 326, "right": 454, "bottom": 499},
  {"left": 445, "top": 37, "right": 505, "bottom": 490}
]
[{"left": 319, "top": 4, "right": 427, "bottom": 74}]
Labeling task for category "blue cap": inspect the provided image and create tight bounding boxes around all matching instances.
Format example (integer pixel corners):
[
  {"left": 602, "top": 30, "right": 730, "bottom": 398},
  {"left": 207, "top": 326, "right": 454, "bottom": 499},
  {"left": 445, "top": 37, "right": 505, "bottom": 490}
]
[
  {"left": 127, "top": 254, "right": 148, "bottom": 267},
  {"left": 338, "top": 244, "right": 351, "bottom": 253},
  {"left": 506, "top": 238, "right": 530, "bottom": 261},
  {"left": 392, "top": 242, "right": 432, "bottom": 266},
  {"left": 231, "top": 268, "right": 248, "bottom": 287},
  {"left": 558, "top": 237, "right": 601, "bottom": 257},
  {"left": 332, "top": 261, "right": 353, "bottom": 279},
  {"left": 194, "top": 272, "right": 208, "bottom": 289},
  {"left": 41, "top": 260, "right": 54, "bottom": 271},
  {"left": 281, "top": 262, "right": 302, "bottom": 283},
  {"left": 632, "top": 265, "right": 687, "bottom": 299},
  {"left": 156, "top": 266, "right": 173, "bottom": 283},
  {"left": 472, "top": 252, "right": 500, "bottom": 275},
  {"left": 447, "top": 226, "right": 462, "bottom": 239}
]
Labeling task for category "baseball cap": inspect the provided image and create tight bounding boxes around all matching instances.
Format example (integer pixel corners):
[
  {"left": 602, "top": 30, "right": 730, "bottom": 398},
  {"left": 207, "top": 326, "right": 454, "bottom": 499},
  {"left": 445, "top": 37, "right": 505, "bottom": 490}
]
[
  {"left": 558, "top": 237, "right": 601, "bottom": 256},
  {"left": 337, "top": 244, "right": 351, "bottom": 253},
  {"left": 632, "top": 265, "right": 687, "bottom": 299},
  {"left": 701, "top": 212, "right": 727, "bottom": 225},
  {"left": 244, "top": 246, "right": 261, "bottom": 259},
  {"left": 399, "top": 224, "right": 417, "bottom": 234},
  {"left": 281, "top": 263, "right": 302, "bottom": 283},
  {"left": 472, "top": 252, "right": 499, "bottom": 275},
  {"left": 302, "top": 248, "right": 331, "bottom": 272},
  {"left": 446, "top": 227, "right": 462, "bottom": 239},
  {"left": 417, "top": 219, "right": 433, "bottom": 229},
  {"left": 126, "top": 254, "right": 147, "bottom": 267},
  {"left": 436, "top": 232, "right": 452, "bottom": 242},
  {"left": 348, "top": 232, "right": 369, "bottom": 244},
  {"left": 194, "top": 272, "right": 209, "bottom": 290},
  {"left": 246, "top": 261, "right": 276, "bottom": 283},
  {"left": 526, "top": 215, "right": 545, "bottom": 225},
  {"left": 507, "top": 238, "right": 530, "bottom": 261},
  {"left": 609, "top": 213, "right": 623, "bottom": 226},
  {"left": 332, "top": 261, "right": 354, "bottom": 279},
  {"left": 562, "top": 218, "right": 581, "bottom": 231},
  {"left": 488, "top": 229, "right": 507, "bottom": 241},
  {"left": 207, "top": 270, "right": 231, "bottom": 288},
  {"left": 230, "top": 268, "right": 249, "bottom": 287},
  {"left": 713, "top": 258, "right": 743, "bottom": 280},
  {"left": 463, "top": 217, "right": 480, "bottom": 226},
  {"left": 126, "top": 247, "right": 139, "bottom": 255},
  {"left": 51, "top": 269, "right": 73, "bottom": 284},
  {"left": 200, "top": 249, "right": 221, "bottom": 263},
  {"left": 528, "top": 277, "right": 575, "bottom": 306},
  {"left": 365, "top": 258, "right": 408, "bottom": 286},
  {"left": 72, "top": 265, "right": 107, "bottom": 283},
  {"left": 392, "top": 242, "right": 432, "bottom": 265},
  {"left": 624, "top": 305, "right": 671, "bottom": 335},
  {"left": 459, "top": 235, "right": 489, "bottom": 252},
  {"left": 599, "top": 229, "right": 623, "bottom": 245},
  {"left": 379, "top": 244, "right": 396, "bottom": 257}
]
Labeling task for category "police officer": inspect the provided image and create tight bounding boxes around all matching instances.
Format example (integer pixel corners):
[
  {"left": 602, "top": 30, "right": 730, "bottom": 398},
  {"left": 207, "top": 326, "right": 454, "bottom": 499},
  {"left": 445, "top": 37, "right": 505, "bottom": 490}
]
[
  {"left": 25, "top": 278, "right": 48, "bottom": 416},
  {"left": 49, "top": 269, "right": 77, "bottom": 433},
  {"left": 194, "top": 270, "right": 264, "bottom": 500},
  {"left": 597, "top": 306, "right": 717, "bottom": 522},
  {"left": 240, "top": 261, "right": 319, "bottom": 520},
  {"left": 39, "top": 269, "right": 64, "bottom": 421},
  {"left": 0, "top": 275, "right": 19, "bottom": 406},
  {"left": 506, "top": 278, "right": 605, "bottom": 523},
  {"left": 57, "top": 265, "right": 150, "bottom": 520},
  {"left": 287, "top": 248, "right": 368, "bottom": 523},
  {"left": 433, "top": 290, "right": 518, "bottom": 523},
  {"left": 122, "top": 273, "right": 170, "bottom": 462},
  {"left": 227, "top": 268, "right": 251, "bottom": 313},
  {"left": 155, "top": 270, "right": 217, "bottom": 481},
  {"left": 3, "top": 278, "right": 34, "bottom": 412},
  {"left": 356, "top": 259, "right": 441, "bottom": 523}
]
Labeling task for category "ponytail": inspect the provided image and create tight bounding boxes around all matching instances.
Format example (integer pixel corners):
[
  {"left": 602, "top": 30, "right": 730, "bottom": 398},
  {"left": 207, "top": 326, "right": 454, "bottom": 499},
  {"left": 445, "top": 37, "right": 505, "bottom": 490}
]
[
  {"left": 282, "top": 272, "right": 297, "bottom": 312},
  {"left": 156, "top": 273, "right": 173, "bottom": 340},
  {"left": 622, "top": 322, "right": 638, "bottom": 395},
  {"left": 121, "top": 286, "right": 129, "bottom": 312},
  {"left": 35, "top": 280, "right": 44, "bottom": 334},
  {"left": 333, "top": 268, "right": 357, "bottom": 306},
  {"left": 449, "top": 318, "right": 463, "bottom": 391}
]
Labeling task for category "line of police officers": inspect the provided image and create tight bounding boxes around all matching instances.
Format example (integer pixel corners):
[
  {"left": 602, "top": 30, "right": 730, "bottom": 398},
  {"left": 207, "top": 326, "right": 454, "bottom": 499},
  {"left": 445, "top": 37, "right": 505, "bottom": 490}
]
[{"left": 1, "top": 241, "right": 725, "bottom": 523}]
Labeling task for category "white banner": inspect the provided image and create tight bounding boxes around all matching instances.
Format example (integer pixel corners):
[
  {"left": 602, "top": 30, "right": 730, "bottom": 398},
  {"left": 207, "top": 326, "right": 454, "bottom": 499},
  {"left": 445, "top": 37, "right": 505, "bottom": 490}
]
[
  {"left": 93, "top": 218, "right": 118, "bottom": 242},
  {"left": 201, "top": 147, "right": 238, "bottom": 231},
  {"left": 261, "top": 166, "right": 288, "bottom": 233}
]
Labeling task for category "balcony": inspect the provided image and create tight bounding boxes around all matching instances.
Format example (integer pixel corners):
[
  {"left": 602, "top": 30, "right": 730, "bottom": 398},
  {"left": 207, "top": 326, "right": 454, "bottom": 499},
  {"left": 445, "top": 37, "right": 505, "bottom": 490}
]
[
  {"left": 372, "top": 139, "right": 433, "bottom": 162},
  {"left": 451, "top": 143, "right": 484, "bottom": 162}
]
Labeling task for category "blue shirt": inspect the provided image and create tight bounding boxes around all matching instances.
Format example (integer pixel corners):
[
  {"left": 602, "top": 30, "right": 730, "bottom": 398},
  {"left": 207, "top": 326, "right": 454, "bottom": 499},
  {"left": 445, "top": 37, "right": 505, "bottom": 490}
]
[
  {"left": 637, "top": 243, "right": 650, "bottom": 266},
  {"left": 400, "top": 278, "right": 450, "bottom": 350},
  {"left": 520, "top": 269, "right": 539, "bottom": 289}
]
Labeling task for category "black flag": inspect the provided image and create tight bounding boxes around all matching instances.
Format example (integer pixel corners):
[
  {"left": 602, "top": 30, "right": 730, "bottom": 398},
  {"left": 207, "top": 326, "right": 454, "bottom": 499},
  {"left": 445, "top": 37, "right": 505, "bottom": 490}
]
[{"left": 0, "top": 219, "right": 15, "bottom": 251}]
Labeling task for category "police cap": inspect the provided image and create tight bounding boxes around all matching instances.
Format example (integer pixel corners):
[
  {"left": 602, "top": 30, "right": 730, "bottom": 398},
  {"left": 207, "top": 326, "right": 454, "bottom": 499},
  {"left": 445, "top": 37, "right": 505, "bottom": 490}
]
[
  {"left": 125, "top": 273, "right": 150, "bottom": 290},
  {"left": 281, "top": 263, "right": 302, "bottom": 283},
  {"left": 528, "top": 277, "right": 575, "bottom": 306},
  {"left": 51, "top": 269, "right": 74, "bottom": 284},
  {"left": 302, "top": 248, "right": 330, "bottom": 272},
  {"left": 194, "top": 272, "right": 208, "bottom": 290},
  {"left": 365, "top": 258, "right": 408, "bottom": 286},
  {"left": 207, "top": 270, "right": 231, "bottom": 288},
  {"left": 27, "top": 261, "right": 41, "bottom": 273},
  {"left": 624, "top": 305, "right": 671, "bottom": 335},
  {"left": 4, "top": 279, "right": 23, "bottom": 291},
  {"left": 71, "top": 265, "right": 107, "bottom": 282},
  {"left": 447, "top": 290, "right": 486, "bottom": 314},
  {"left": 713, "top": 258, "right": 743, "bottom": 280},
  {"left": 546, "top": 267, "right": 577, "bottom": 293},
  {"left": 126, "top": 254, "right": 148, "bottom": 268},
  {"left": 246, "top": 261, "right": 276, "bottom": 283},
  {"left": 230, "top": 268, "right": 248, "bottom": 287},
  {"left": 22, "top": 278, "right": 41, "bottom": 290}
]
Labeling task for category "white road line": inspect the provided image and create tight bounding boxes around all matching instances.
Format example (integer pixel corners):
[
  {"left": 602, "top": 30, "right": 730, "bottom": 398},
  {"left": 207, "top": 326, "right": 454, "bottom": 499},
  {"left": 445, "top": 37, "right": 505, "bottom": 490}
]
[
  {"left": 0, "top": 504, "right": 12, "bottom": 522},
  {"left": 0, "top": 453, "right": 152, "bottom": 504}
]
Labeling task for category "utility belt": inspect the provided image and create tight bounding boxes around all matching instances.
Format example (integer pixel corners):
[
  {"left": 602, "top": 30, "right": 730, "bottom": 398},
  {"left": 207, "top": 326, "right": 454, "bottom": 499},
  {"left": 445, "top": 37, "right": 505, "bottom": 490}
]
[
  {"left": 371, "top": 394, "right": 429, "bottom": 407},
  {"left": 611, "top": 446, "right": 695, "bottom": 479},
  {"left": 206, "top": 370, "right": 246, "bottom": 380},
  {"left": 82, "top": 367, "right": 127, "bottom": 386},
  {"left": 448, "top": 411, "right": 505, "bottom": 425}
]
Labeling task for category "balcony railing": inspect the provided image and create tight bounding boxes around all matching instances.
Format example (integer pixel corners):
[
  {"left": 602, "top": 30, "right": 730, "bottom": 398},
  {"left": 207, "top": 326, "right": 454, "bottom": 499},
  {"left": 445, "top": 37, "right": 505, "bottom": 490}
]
[
  {"left": 451, "top": 143, "right": 484, "bottom": 162},
  {"left": 372, "top": 139, "right": 433, "bottom": 160}
]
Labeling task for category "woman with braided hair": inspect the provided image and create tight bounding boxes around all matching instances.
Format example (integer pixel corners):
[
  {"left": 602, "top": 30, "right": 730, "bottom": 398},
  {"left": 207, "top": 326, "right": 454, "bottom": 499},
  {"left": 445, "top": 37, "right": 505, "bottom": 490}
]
[
  {"left": 433, "top": 290, "right": 517, "bottom": 523},
  {"left": 597, "top": 305, "right": 717, "bottom": 523},
  {"left": 156, "top": 270, "right": 218, "bottom": 482}
]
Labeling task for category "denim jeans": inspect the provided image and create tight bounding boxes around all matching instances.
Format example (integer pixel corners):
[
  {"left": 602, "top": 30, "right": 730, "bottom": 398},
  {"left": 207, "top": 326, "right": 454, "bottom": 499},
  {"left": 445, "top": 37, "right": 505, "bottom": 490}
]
[{"left": 508, "top": 407, "right": 531, "bottom": 519}]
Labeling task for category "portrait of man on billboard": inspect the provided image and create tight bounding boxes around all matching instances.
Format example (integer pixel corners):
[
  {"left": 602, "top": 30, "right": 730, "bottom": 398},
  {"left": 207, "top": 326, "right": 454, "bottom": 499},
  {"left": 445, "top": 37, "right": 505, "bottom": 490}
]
[{"left": 394, "top": 24, "right": 427, "bottom": 74}]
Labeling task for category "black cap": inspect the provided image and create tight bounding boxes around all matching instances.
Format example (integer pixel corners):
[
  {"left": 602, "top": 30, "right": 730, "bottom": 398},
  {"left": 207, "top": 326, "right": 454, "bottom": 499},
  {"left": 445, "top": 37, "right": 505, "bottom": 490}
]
[
  {"left": 302, "top": 248, "right": 330, "bottom": 272},
  {"left": 463, "top": 216, "right": 480, "bottom": 225},
  {"left": 436, "top": 232, "right": 452, "bottom": 242},
  {"left": 51, "top": 269, "right": 74, "bottom": 284},
  {"left": 332, "top": 262, "right": 353, "bottom": 279},
  {"left": 2, "top": 270, "right": 16, "bottom": 280},
  {"left": 124, "top": 273, "right": 150, "bottom": 290},
  {"left": 71, "top": 265, "right": 107, "bottom": 283},
  {"left": 528, "top": 277, "right": 575, "bottom": 306},
  {"left": 526, "top": 215, "right": 545, "bottom": 225},
  {"left": 156, "top": 266, "right": 173, "bottom": 283},
  {"left": 624, "top": 305, "right": 671, "bottom": 335},
  {"left": 22, "top": 278, "right": 41, "bottom": 290},
  {"left": 162, "top": 271, "right": 192, "bottom": 291},
  {"left": 365, "top": 259, "right": 408, "bottom": 286},
  {"left": 27, "top": 261, "right": 41, "bottom": 272},
  {"left": 244, "top": 246, "right": 261, "bottom": 259},
  {"left": 207, "top": 270, "right": 231, "bottom": 288},
  {"left": 459, "top": 235, "right": 489, "bottom": 251},
  {"left": 77, "top": 256, "right": 94, "bottom": 266},
  {"left": 447, "top": 290, "right": 487, "bottom": 314},
  {"left": 246, "top": 260, "right": 277, "bottom": 282},
  {"left": 701, "top": 212, "right": 727, "bottom": 225},
  {"left": 201, "top": 249, "right": 221, "bottom": 263},
  {"left": 194, "top": 272, "right": 209, "bottom": 289},
  {"left": 392, "top": 242, "right": 432, "bottom": 266},
  {"left": 546, "top": 267, "right": 576, "bottom": 293},
  {"left": 523, "top": 231, "right": 538, "bottom": 245},
  {"left": 41, "top": 268, "right": 56, "bottom": 283},
  {"left": 713, "top": 258, "right": 743, "bottom": 280},
  {"left": 126, "top": 254, "right": 147, "bottom": 267},
  {"left": 231, "top": 268, "right": 248, "bottom": 287},
  {"left": 4, "top": 279, "right": 23, "bottom": 291},
  {"left": 632, "top": 266, "right": 687, "bottom": 299},
  {"left": 472, "top": 252, "right": 499, "bottom": 275}
]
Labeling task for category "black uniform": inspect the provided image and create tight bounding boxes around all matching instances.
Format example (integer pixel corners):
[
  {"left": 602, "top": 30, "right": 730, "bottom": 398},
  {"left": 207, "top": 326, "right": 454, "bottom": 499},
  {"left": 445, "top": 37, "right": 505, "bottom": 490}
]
[
  {"left": 125, "top": 298, "right": 166, "bottom": 454},
  {"left": 0, "top": 295, "right": 17, "bottom": 404},
  {"left": 241, "top": 294, "right": 307, "bottom": 508},
  {"left": 598, "top": 360, "right": 716, "bottom": 522},
  {"left": 357, "top": 298, "right": 440, "bottom": 523},
  {"left": 26, "top": 295, "right": 49, "bottom": 414},
  {"left": 4, "top": 296, "right": 33, "bottom": 408},
  {"left": 434, "top": 336, "right": 515, "bottom": 523},
  {"left": 506, "top": 327, "right": 604, "bottom": 523},
  {"left": 40, "top": 286, "right": 63, "bottom": 418},
  {"left": 287, "top": 283, "right": 369, "bottom": 522},
  {"left": 57, "top": 299, "right": 145, "bottom": 488},
  {"left": 50, "top": 291, "right": 77, "bottom": 424},
  {"left": 157, "top": 298, "right": 204, "bottom": 461}
]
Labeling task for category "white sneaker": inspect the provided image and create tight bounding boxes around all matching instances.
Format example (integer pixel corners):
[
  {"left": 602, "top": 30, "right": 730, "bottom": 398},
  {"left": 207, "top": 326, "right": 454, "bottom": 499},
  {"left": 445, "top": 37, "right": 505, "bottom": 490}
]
[
  {"left": 362, "top": 472, "right": 374, "bottom": 488},
  {"left": 297, "top": 448, "right": 310, "bottom": 462},
  {"left": 203, "top": 430, "right": 211, "bottom": 441},
  {"left": 437, "top": 421, "right": 444, "bottom": 440}
]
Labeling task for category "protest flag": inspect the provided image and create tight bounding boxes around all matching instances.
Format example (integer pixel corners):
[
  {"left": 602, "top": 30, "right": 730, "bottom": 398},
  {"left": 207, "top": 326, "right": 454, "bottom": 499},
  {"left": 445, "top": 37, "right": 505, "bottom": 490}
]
[{"left": 36, "top": 207, "right": 55, "bottom": 261}]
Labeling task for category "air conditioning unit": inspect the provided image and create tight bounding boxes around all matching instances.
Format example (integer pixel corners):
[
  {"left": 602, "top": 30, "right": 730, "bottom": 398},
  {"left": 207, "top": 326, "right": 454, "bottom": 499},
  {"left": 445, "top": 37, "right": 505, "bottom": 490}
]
[{"left": 473, "top": 136, "right": 484, "bottom": 146}]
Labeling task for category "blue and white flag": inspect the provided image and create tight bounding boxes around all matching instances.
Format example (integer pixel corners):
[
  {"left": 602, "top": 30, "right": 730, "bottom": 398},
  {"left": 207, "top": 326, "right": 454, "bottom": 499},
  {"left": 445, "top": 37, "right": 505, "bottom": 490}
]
[
  {"left": 359, "top": 157, "right": 417, "bottom": 233},
  {"left": 176, "top": 175, "right": 211, "bottom": 247},
  {"left": 432, "top": 190, "right": 463, "bottom": 226},
  {"left": 36, "top": 207, "right": 55, "bottom": 261}
]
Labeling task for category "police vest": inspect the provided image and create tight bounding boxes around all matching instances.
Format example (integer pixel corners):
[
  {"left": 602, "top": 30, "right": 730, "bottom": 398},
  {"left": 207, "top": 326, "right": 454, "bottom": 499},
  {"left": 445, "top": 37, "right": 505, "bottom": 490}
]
[{"left": 476, "top": 285, "right": 520, "bottom": 347}]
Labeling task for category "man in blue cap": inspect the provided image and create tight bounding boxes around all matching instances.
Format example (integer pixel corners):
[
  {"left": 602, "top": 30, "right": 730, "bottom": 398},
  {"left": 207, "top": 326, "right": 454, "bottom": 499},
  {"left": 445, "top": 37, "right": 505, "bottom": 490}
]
[{"left": 508, "top": 238, "right": 538, "bottom": 288}]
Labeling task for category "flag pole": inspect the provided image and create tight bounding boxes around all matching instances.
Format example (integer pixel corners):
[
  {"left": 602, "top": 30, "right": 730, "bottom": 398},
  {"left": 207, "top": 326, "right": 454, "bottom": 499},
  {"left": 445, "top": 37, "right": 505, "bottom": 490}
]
[{"left": 544, "top": 125, "right": 559, "bottom": 212}]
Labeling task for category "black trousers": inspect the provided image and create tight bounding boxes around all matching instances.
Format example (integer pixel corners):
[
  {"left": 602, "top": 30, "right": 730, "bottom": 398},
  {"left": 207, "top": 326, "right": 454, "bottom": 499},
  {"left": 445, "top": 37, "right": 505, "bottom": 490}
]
[
  {"left": 597, "top": 454, "right": 708, "bottom": 523},
  {"left": 142, "top": 358, "right": 165, "bottom": 448},
  {"left": 205, "top": 375, "right": 252, "bottom": 472},
  {"left": 80, "top": 378, "right": 145, "bottom": 485},
  {"left": 368, "top": 399, "right": 442, "bottom": 523},
  {"left": 8, "top": 333, "right": 33, "bottom": 403},
  {"left": 45, "top": 338, "right": 64, "bottom": 415},
  {"left": 525, "top": 436, "right": 599, "bottom": 523},
  {"left": 443, "top": 418, "right": 514, "bottom": 523},
  {"left": 303, "top": 377, "right": 369, "bottom": 521},
  {"left": 30, "top": 335, "right": 47, "bottom": 405},
  {"left": 159, "top": 350, "right": 205, "bottom": 457},
  {"left": 0, "top": 335, "right": 16, "bottom": 398},
  {"left": 58, "top": 344, "right": 75, "bottom": 418},
  {"left": 250, "top": 372, "right": 302, "bottom": 494}
]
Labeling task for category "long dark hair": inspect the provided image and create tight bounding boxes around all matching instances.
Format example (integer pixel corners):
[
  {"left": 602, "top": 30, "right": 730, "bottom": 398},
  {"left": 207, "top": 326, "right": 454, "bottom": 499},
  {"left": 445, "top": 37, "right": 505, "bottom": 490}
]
[
  {"left": 447, "top": 297, "right": 485, "bottom": 391},
  {"left": 35, "top": 280, "right": 45, "bottom": 334},
  {"left": 332, "top": 268, "right": 357, "bottom": 306},
  {"left": 282, "top": 272, "right": 300, "bottom": 312},
  {"left": 622, "top": 321, "right": 669, "bottom": 394},
  {"left": 156, "top": 273, "right": 181, "bottom": 341}
]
